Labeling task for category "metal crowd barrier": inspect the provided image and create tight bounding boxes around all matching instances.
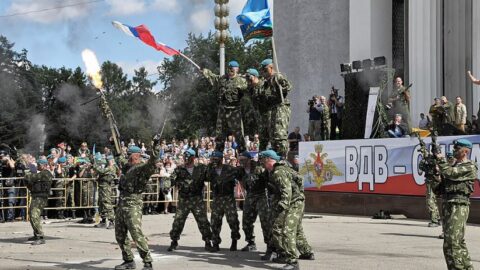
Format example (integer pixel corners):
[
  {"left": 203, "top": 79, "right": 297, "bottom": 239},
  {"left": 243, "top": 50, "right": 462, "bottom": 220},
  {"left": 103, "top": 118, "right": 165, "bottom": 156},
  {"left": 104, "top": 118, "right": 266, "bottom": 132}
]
[{"left": 0, "top": 176, "right": 246, "bottom": 222}]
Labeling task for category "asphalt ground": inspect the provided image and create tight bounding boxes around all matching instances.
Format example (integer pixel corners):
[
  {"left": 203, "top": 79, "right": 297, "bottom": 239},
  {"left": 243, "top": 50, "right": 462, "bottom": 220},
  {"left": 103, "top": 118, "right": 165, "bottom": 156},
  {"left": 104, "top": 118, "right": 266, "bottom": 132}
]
[{"left": 0, "top": 212, "right": 479, "bottom": 270}]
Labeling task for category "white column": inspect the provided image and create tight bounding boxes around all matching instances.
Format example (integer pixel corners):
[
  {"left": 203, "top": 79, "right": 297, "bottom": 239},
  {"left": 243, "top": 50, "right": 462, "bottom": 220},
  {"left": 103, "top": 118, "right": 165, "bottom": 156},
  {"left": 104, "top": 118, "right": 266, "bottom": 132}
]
[
  {"left": 408, "top": 0, "right": 442, "bottom": 128},
  {"left": 472, "top": 0, "right": 480, "bottom": 116}
]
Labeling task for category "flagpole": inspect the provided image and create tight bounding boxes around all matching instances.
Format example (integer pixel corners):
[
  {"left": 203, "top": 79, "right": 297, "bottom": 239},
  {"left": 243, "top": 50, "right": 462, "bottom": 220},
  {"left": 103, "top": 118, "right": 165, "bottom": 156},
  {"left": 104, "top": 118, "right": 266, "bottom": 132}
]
[
  {"left": 178, "top": 51, "right": 201, "bottom": 71},
  {"left": 270, "top": 0, "right": 284, "bottom": 104}
]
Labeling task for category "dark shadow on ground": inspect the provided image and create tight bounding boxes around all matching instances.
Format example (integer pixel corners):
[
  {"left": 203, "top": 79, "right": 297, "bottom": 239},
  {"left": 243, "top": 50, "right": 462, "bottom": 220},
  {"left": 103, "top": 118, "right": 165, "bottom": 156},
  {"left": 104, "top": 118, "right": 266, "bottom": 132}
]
[
  {"left": 381, "top": 232, "right": 441, "bottom": 239},
  {"left": 0, "top": 257, "right": 112, "bottom": 270},
  {"left": 150, "top": 243, "right": 279, "bottom": 269},
  {"left": 0, "top": 235, "right": 63, "bottom": 244}
]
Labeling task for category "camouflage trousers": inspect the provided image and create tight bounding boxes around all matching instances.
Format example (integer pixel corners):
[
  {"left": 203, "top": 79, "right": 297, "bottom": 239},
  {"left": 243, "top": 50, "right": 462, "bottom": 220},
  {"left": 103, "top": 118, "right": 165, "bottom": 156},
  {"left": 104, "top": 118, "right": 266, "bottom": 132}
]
[
  {"left": 215, "top": 106, "right": 245, "bottom": 152},
  {"left": 170, "top": 195, "right": 212, "bottom": 242},
  {"left": 80, "top": 179, "right": 94, "bottom": 207},
  {"left": 259, "top": 104, "right": 291, "bottom": 156},
  {"left": 242, "top": 194, "right": 270, "bottom": 244},
  {"left": 211, "top": 195, "right": 240, "bottom": 244},
  {"left": 53, "top": 180, "right": 65, "bottom": 209},
  {"left": 426, "top": 181, "right": 440, "bottom": 224},
  {"left": 29, "top": 196, "right": 48, "bottom": 237},
  {"left": 65, "top": 182, "right": 75, "bottom": 207},
  {"left": 115, "top": 198, "right": 152, "bottom": 263},
  {"left": 98, "top": 181, "right": 114, "bottom": 221},
  {"left": 271, "top": 200, "right": 312, "bottom": 264},
  {"left": 443, "top": 201, "right": 473, "bottom": 270}
]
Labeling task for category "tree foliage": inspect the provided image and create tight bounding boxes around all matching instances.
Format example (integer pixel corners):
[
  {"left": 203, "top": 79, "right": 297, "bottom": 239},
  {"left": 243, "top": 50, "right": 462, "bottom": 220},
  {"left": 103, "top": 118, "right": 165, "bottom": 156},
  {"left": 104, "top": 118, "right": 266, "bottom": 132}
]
[{"left": 0, "top": 33, "right": 271, "bottom": 153}]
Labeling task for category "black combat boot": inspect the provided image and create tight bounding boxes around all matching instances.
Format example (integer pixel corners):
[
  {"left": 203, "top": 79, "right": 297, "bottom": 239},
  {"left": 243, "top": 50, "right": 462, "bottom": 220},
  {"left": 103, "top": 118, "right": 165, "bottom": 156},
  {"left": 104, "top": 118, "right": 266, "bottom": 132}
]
[
  {"left": 27, "top": 235, "right": 39, "bottom": 241},
  {"left": 205, "top": 241, "right": 214, "bottom": 252},
  {"left": 95, "top": 218, "right": 107, "bottom": 228},
  {"left": 167, "top": 240, "right": 178, "bottom": 251},
  {"left": 142, "top": 262, "right": 153, "bottom": 270},
  {"left": 299, "top": 252, "right": 315, "bottom": 260},
  {"left": 114, "top": 260, "right": 136, "bottom": 270},
  {"left": 273, "top": 254, "right": 287, "bottom": 264},
  {"left": 241, "top": 241, "right": 257, "bottom": 252},
  {"left": 31, "top": 237, "right": 46, "bottom": 245},
  {"left": 229, "top": 239, "right": 237, "bottom": 251},
  {"left": 210, "top": 242, "right": 220, "bottom": 253},
  {"left": 71, "top": 210, "right": 76, "bottom": 219},
  {"left": 261, "top": 247, "right": 275, "bottom": 261}
]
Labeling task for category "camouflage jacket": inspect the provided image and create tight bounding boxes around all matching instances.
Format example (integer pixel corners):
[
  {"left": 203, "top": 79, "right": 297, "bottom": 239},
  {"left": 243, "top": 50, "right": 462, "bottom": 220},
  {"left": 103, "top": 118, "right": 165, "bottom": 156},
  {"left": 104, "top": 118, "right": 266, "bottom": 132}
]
[
  {"left": 93, "top": 164, "right": 117, "bottom": 183},
  {"left": 203, "top": 69, "right": 248, "bottom": 108},
  {"left": 249, "top": 78, "right": 269, "bottom": 112},
  {"left": 167, "top": 164, "right": 208, "bottom": 198},
  {"left": 268, "top": 162, "right": 304, "bottom": 212},
  {"left": 25, "top": 169, "right": 53, "bottom": 197},
  {"left": 437, "top": 159, "right": 477, "bottom": 202},
  {"left": 207, "top": 164, "right": 244, "bottom": 197},
  {"left": 118, "top": 158, "right": 156, "bottom": 200},
  {"left": 240, "top": 165, "right": 268, "bottom": 197},
  {"left": 261, "top": 73, "right": 292, "bottom": 107}
]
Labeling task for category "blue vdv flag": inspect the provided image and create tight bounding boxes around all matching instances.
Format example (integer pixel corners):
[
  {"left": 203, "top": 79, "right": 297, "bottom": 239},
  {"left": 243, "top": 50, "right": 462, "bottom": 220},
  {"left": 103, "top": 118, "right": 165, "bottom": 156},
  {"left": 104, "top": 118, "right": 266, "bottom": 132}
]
[{"left": 236, "top": 0, "right": 273, "bottom": 42}]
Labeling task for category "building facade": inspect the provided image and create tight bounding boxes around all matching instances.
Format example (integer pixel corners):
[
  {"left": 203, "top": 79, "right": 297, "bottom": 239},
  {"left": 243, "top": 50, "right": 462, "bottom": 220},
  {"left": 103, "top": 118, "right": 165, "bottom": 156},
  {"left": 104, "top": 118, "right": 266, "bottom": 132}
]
[{"left": 276, "top": 0, "right": 480, "bottom": 136}]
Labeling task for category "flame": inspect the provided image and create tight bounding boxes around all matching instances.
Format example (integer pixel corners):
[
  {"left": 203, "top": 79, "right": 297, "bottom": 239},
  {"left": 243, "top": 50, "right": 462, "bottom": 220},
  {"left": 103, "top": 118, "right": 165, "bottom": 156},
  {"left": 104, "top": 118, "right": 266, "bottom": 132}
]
[{"left": 81, "top": 49, "right": 103, "bottom": 89}]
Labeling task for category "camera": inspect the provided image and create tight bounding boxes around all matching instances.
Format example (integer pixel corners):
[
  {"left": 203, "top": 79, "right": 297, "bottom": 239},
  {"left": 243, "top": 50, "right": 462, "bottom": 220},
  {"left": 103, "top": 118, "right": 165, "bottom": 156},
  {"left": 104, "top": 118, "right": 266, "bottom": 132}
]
[{"left": 308, "top": 96, "right": 316, "bottom": 107}]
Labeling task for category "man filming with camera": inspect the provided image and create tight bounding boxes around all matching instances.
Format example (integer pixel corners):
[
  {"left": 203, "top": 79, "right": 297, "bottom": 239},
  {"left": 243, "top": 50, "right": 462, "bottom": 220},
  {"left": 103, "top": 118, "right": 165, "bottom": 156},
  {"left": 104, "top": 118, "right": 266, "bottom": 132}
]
[
  {"left": 328, "top": 87, "right": 344, "bottom": 140},
  {"left": 306, "top": 96, "right": 321, "bottom": 141}
]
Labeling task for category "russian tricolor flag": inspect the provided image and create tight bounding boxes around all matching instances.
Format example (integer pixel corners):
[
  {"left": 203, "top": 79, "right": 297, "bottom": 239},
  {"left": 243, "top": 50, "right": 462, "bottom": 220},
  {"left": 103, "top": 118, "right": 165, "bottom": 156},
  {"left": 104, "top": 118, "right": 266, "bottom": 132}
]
[{"left": 112, "top": 21, "right": 180, "bottom": 56}]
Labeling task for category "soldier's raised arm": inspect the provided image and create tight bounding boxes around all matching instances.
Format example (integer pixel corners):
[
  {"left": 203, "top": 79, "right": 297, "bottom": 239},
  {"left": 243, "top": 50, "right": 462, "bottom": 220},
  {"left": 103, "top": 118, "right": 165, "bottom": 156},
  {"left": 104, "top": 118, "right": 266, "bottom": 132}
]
[{"left": 202, "top": 68, "right": 220, "bottom": 87}]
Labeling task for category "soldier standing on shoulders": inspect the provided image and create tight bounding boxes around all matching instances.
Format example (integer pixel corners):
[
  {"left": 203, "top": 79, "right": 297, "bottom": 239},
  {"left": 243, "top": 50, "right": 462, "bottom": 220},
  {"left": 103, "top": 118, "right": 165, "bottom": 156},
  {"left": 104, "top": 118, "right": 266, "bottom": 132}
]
[
  {"left": 202, "top": 61, "right": 248, "bottom": 153},
  {"left": 238, "top": 151, "right": 270, "bottom": 253},
  {"left": 207, "top": 151, "right": 243, "bottom": 252},
  {"left": 25, "top": 157, "right": 53, "bottom": 245},
  {"left": 166, "top": 149, "right": 214, "bottom": 252},
  {"left": 259, "top": 59, "right": 292, "bottom": 157},
  {"left": 114, "top": 146, "right": 156, "bottom": 270},
  {"left": 436, "top": 139, "right": 477, "bottom": 270}
]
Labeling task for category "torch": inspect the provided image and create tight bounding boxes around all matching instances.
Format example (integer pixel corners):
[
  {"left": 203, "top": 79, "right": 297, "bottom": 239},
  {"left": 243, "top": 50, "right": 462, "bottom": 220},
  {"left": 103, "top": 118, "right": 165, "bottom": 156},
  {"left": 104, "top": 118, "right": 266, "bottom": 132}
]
[{"left": 81, "top": 49, "right": 122, "bottom": 155}]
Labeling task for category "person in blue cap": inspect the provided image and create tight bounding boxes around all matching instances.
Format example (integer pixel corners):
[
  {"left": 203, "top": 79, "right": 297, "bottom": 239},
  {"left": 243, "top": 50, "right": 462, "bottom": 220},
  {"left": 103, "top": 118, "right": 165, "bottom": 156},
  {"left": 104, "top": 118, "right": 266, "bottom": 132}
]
[
  {"left": 24, "top": 158, "right": 53, "bottom": 245},
  {"left": 237, "top": 151, "right": 271, "bottom": 253},
  {"left": 259, "top": 150, "right": 314, "bottom": 269},
  {"left": 165, "top": 148, "right": 215, "bottom": 252},
  {"left": 92, "top": 155, "right": 117, "bottom": 229},
  {"left": 435, "top": 138, "right": 477, "bottom": 269},
  {"left": 202, "top": 60, "right": 248, "bottom": 153},
  {"left": 207, "top": 150, "right": 244, "bottom": 252},
  {"left": 250, "top": 59, "right": 293, "bottom": 157},
  {"left": 114, "top": 144, "right": 158, "bottom": 270}
]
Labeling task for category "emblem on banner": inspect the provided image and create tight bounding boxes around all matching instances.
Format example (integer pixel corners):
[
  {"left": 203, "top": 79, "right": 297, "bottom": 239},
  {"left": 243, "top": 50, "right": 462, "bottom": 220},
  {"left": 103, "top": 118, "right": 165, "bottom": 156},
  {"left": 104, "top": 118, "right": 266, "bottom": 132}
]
[{"left": 299, "top": 144, "right": 343, "bottom": 188}]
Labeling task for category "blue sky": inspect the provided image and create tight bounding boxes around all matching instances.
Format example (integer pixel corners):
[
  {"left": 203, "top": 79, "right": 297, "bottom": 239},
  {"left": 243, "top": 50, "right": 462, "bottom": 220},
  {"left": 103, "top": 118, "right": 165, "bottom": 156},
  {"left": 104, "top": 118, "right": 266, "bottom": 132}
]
[{"left": 0, "top": 0, "right": 257, "bottom": 81}]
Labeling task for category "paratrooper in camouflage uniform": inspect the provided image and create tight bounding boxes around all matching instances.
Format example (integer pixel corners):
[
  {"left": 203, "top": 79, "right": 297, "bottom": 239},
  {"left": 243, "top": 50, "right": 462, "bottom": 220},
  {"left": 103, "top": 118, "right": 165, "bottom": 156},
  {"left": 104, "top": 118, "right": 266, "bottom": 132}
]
[
  {"left": 237, "top": 151, "right": 270, "bottom": 252},
  {"left": 260, "top": 150, "right": 314, "bottom": 270},
  {"left": 25, "top": 158, "right": 53, "bottom": 245},
  {"left": 436, "top": 139, "right": 477, "bottom": 270},
  {"left": 165, "top": 149, "right": 214, "bottom": 252},
  {"left": 93, "top": 156, "right": 116, "bottom": 229},
  {"left": 207, "top": 151, "right": 244, "bottom": 252},
  {"left": 418, "top": 155, "right": 441, "bottom": 227},
  {"left": 114, "top": 146, "right": 155, "bottom": 270},
  {"left": 253, "top": 59, "right": 292, "bottom": 157},
  {"left": 202, "top": 60, "right": 248, "bottom": 153}
]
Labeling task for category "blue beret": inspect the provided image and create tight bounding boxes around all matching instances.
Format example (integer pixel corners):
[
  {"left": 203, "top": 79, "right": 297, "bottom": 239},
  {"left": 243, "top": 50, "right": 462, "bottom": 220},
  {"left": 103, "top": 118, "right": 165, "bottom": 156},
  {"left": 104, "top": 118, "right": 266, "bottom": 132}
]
[
  {"left": 58, "top": 157, "right": 67, "bottom": 163},
  {"left": 95, "top": 152, "right": 103, "bottom": 161},
  {"left": 246, "top": 68, "right": 259, "bottom": 77},
  {"left": 107, "top": 155, "right": 114, "bottom": 160},
  {"left": 259, "top": 150, "right": 281, "bottom": 161},
  {"left": 37, "top": 159, "right": 48, "bottom": 165},
  {"left": 261, "top": 59, "right": 273, "bottom": 67},
  {"left": 47, "top": 154, "right": 55, "bottom": 160},
  {"left": 240, "top": 151, "right": 253, "bottom": 159},
  {"left": 228, "top": 60, "right": 239, "bottom": 68},
  {"left": 184, "top": 149, "right": 196, "bottom": 158},
  {"left": 454, "top": 139, "right": 473, "bottom": 149},
  {"left": 128, "top": 146, "right": 142, "bottom": 154},
  {"left": 211, "top": 151, "right": 224, "bottom": 158}
]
